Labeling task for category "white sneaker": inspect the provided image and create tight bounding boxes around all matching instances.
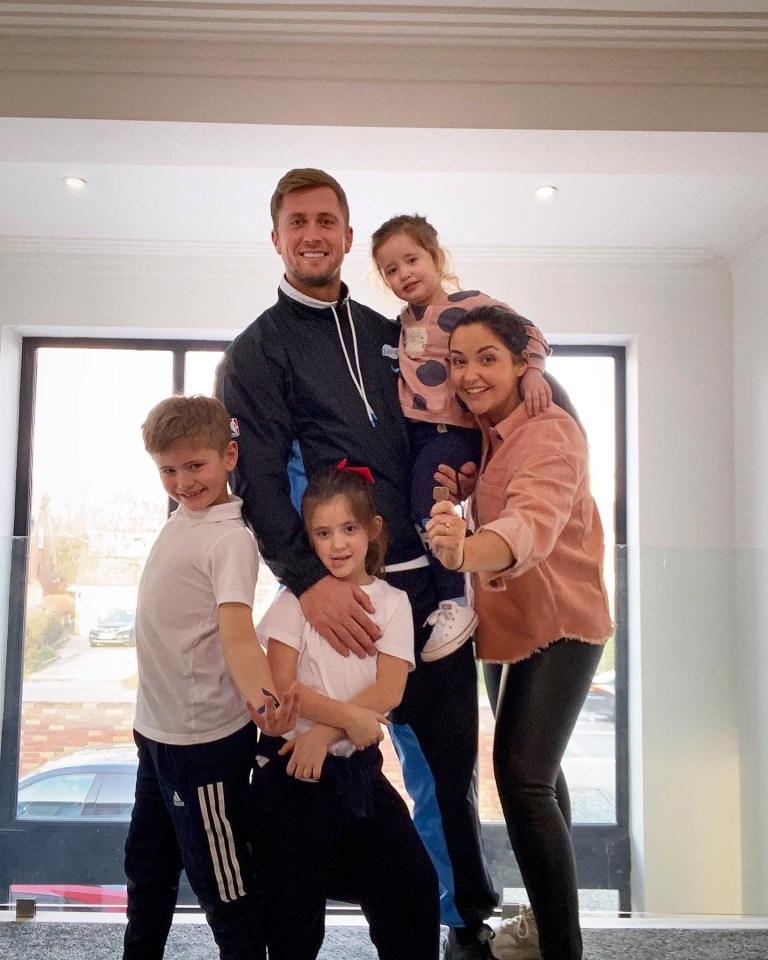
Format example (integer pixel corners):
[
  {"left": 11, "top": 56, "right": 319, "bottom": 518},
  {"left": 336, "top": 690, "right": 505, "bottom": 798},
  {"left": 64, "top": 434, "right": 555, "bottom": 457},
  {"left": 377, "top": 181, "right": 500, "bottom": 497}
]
[
  {"left": 421, "top": 601, "right": 478, "bottom": 662},
  {"left": 491, "top": 905, "right": 540, "bottom": 960}
]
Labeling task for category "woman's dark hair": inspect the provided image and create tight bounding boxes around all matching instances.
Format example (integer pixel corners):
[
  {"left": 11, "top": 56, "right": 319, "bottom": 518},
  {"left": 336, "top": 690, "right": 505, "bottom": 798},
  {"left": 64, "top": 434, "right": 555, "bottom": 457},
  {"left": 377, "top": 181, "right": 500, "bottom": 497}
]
[
  {"left": 449, "top": 305, "right": 586, "bottom": 436},
  {"left": 301, "top": 466, "right": 388, "bottom": 576}
]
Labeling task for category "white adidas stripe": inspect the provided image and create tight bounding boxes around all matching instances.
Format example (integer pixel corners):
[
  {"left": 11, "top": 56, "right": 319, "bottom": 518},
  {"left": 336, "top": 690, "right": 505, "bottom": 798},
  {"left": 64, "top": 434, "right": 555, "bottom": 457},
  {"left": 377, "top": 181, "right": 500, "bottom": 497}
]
[{"left": 197, "top": 781, "right": 245, "bottom": 903}]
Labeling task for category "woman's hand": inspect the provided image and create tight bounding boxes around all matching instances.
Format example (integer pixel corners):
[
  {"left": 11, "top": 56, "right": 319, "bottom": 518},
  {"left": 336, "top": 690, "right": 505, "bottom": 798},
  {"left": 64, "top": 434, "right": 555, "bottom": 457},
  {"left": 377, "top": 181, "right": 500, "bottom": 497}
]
[
  {"left": 278, "top": 727, "right": 331, "bottom": 781},
  {"left": 341, "top": 703, "right": 388, "bottom": 750},
  {"left": 426, "top": 500, "right": 467, "bottom": 571},
  {"left": 433, "top": 462, "right": 478, "bottom": 503},
  {"left": 520, "top": 368, "right": 552, "bottom": 417}
]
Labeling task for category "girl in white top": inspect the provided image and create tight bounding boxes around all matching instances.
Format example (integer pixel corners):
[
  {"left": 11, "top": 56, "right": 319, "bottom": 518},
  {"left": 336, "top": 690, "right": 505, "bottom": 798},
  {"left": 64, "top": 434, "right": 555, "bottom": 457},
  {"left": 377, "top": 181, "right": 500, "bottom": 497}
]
[{"left": 251, "top": 463, "right": 440, "bottom": 960}]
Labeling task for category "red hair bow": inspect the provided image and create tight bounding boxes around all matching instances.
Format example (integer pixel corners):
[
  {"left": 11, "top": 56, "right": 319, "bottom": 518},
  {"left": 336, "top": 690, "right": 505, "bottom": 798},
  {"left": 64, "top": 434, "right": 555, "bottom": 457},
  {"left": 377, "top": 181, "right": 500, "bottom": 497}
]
[{"left": 336, "top": 458, "right": 374, "bottom": 484}]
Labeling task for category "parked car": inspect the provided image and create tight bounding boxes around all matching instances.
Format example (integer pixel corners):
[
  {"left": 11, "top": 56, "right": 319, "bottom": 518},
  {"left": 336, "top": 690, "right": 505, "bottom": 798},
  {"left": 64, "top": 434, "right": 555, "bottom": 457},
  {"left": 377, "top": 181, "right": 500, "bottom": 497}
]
[
  {"left": 89, "top": 608, "right": 136, "bottom": 647},
  {"left": 13, "top": 747, "right": 201, "bottom": 909},
  {"left": 582, "top": 669, "right": 616, "bottom": 722},
  {"left": 16, "top": 745, "right": 138, "bottom": 820}
]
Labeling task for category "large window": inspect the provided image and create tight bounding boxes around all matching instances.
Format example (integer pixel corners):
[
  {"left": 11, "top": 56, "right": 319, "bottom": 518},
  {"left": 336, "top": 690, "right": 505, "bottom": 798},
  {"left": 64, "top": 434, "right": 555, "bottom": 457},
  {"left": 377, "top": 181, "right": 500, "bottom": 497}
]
[
  {"left": 0, "top": 338, "right": 627, "bottom": 910},
  {"left": 475, "top": 346, "right": 629, "bottom": 911}
]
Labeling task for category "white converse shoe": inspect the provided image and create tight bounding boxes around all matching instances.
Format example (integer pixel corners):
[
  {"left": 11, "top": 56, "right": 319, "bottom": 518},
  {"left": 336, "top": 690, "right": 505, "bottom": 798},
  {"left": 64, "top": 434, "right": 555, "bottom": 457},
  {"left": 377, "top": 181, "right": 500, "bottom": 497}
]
[
  {"left": 421, "top": 601, "right": 478, "bottom": 662},
  {"left": 491, "top": 905, "right": 540, "bottom": 960}
]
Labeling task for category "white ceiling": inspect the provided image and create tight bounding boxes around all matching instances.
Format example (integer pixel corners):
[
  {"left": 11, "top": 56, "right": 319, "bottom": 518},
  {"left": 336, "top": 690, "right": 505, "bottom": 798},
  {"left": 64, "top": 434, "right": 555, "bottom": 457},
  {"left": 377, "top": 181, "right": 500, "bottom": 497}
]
[
  {"left": 1, "top": 2, "right": 767, "bottom": 264},
  {"left": 1, "top": 119, "right": 767, "bottom": 263}
]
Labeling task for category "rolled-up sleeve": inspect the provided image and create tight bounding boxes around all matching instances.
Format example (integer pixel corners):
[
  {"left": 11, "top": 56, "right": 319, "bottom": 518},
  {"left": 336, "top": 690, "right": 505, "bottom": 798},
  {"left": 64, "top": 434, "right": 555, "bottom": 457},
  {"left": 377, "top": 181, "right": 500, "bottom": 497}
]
[{"left": 475, "top": 422, "right": 584, "bottom": 590}]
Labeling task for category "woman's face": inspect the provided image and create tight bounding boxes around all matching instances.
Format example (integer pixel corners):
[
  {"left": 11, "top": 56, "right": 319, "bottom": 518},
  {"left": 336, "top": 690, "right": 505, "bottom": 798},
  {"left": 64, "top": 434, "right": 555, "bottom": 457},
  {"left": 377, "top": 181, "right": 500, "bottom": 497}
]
[{"left": 448, "top": 323, "right": 528, "bottom": 425}]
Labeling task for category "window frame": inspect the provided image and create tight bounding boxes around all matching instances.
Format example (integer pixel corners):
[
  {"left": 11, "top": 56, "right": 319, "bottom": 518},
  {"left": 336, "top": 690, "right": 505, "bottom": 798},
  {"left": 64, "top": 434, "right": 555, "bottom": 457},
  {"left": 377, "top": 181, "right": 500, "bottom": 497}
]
[
  {"left": 0, "top": 337, "right": 629, "bottom": 911},
  {"left": 478, "top": 345, "right": 629, "bottom": 905}
]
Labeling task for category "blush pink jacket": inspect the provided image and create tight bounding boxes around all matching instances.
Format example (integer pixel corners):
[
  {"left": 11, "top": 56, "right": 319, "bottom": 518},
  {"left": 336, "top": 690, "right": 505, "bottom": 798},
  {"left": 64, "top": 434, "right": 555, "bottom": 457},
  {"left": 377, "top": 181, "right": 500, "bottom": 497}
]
[{"left": 469, "top": 402, "right": 613, "bottom": 663}]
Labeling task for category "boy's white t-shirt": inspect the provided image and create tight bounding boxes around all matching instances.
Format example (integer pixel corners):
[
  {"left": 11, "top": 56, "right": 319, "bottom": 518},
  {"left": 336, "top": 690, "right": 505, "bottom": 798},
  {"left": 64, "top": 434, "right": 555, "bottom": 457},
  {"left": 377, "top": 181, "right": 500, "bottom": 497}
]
[
  {"left": 256, "top": 577, "right": 414, "bottom": 758},
  {"left": 134, "top": 496, "right": 257, "bottom": 745}
]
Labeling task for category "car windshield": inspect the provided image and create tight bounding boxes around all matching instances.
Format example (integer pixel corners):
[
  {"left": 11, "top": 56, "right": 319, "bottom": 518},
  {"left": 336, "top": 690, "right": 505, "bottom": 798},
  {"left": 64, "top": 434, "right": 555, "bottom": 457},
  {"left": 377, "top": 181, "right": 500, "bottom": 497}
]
[{"left": 102, "top": 610, "right": 133, "bottom": 623}]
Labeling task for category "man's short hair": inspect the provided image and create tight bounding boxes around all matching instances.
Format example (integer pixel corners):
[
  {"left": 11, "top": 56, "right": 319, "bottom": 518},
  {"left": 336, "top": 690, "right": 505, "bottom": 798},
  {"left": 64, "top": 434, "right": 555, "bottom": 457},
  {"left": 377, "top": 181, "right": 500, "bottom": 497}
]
[
  {"left": 270, "top": 168, "right": 350, "bottom": 230},
  {"left": 142, "top": 395, "right": 232, "bottom": 454}
]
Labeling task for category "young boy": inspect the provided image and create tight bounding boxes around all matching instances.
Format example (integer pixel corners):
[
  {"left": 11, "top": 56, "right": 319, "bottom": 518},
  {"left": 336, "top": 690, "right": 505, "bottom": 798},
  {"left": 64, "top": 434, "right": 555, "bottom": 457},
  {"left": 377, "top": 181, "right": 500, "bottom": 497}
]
[{"left": 123, "top": 395, "right": 297, "bottom": 960}]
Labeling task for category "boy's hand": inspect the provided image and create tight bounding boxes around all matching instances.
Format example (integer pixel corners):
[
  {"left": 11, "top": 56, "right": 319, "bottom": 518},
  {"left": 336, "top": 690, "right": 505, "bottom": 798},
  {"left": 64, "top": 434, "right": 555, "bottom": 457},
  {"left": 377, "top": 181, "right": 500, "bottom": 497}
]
[
  {"left": 247, "top": 682, "right": 299, "bottom": 738},
  {"left": 300, "top": 576, "right": 380, "bottom": 659},
  {"left": 433, "top": 462, "right": 478, "bottom": 503},
  {"left": 426, "top": 500, "right": 467, "bottom": 571},
  {"left": 520, "top": 368, "right": 552, "bottom": 417},
  {"left": 279, "top": 727, "right": 330, "bottom": 781},
  {"left": 341, "top": 703, "right": 388, "bottom": 750}
]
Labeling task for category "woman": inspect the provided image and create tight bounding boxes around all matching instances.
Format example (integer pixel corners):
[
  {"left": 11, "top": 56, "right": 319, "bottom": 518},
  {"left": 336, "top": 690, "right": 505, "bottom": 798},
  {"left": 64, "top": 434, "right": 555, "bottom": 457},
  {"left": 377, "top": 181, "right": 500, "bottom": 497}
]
[{"left": 427, "top": 305, "right": 612, "bottom": 960}]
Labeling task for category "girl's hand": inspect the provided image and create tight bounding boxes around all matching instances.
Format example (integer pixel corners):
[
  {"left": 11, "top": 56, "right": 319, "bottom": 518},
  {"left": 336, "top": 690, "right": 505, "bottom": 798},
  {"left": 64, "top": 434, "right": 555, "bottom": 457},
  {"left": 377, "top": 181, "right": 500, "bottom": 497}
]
[
  {"left": 520, "top": 368, "right": 552, "bottom": 417},
  {"left": 433, "top": 461, "right": 478, "bottom": 503},
  {"left": 341, "top": 703, "right": 388, "bottom": 750},
  {"left": 247, "top": 682, "right": 299, "bottom": 738},
  {"left": 278, "top": 727, "right": 330, "bottom": 781},
  {"left": 426, "top": 501, "right": 467, "bottom": 571}
]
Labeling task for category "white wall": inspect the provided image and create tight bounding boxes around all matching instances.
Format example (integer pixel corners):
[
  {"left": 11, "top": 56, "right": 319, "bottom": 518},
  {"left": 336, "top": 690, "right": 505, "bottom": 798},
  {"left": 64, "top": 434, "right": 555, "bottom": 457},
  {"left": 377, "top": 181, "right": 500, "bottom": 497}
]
[
  {"left": 0, "top": 245, "right": 741, "bottom": 914},
  {"left": 733, "top": 230, "right": 768, "bottom": 914},
  {"left": 463, "top": 256, "right": 740, "bottom": 915}
]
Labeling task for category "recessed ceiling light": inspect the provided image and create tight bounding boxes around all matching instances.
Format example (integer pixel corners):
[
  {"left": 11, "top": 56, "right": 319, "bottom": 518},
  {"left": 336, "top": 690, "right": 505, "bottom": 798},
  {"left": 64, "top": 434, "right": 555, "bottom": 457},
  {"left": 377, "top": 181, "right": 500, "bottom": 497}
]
[
  {"left": 63, "top": 176, "right": 87, "bottom": 190},
  {"left": 534, "top": 185, "right": 558, "bottom": 201}
]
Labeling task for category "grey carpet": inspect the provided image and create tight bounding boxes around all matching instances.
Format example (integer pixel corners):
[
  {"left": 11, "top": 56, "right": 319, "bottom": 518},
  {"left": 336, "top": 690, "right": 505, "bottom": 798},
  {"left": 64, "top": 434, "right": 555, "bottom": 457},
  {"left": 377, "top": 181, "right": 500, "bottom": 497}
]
[{"left": 2, "top": 922, "right": 768, "bottom": 958}]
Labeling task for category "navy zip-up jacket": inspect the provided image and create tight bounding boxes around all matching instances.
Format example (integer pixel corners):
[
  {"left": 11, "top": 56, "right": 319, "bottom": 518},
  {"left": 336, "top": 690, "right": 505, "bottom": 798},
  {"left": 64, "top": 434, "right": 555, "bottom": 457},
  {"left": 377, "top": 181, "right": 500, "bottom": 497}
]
[{"left": 216, "top": 283, "right": 427, "bottom": 599}]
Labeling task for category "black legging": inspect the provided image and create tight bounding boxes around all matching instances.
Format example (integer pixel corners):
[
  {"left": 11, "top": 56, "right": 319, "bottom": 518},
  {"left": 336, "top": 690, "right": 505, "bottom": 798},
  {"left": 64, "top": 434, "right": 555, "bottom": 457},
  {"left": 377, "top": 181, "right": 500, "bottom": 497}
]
[
  {"left": 486, "top": 640, "right": 604, "bottom": 960},
  {"left": 483, "top": 662, "right": 572, "bottom": 829}
]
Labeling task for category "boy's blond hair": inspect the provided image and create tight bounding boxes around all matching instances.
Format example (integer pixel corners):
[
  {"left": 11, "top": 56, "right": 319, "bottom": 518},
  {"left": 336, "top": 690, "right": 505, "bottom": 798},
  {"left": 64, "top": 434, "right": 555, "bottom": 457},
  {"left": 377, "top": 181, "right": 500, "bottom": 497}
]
[{"left": 142, "top": 395, "right": 232, "bottom": 454}]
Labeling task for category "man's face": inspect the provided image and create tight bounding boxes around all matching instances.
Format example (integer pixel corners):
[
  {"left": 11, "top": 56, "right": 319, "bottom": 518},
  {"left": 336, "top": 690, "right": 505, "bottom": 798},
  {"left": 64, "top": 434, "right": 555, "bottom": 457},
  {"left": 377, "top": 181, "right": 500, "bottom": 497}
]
[{"left": 271, "top": 186, "right": 353, "bottom": 301}]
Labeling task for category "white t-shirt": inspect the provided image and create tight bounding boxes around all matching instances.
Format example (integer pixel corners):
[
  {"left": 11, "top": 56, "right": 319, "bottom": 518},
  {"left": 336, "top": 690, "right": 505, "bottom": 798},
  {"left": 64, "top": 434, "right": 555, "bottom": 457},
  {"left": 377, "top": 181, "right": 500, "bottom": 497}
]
[
  {"left": 256, "top": 577, "right": 414, "bottom": 757},
  {"left": 134, "top": 496, "right": 257, "bottom": 745}
]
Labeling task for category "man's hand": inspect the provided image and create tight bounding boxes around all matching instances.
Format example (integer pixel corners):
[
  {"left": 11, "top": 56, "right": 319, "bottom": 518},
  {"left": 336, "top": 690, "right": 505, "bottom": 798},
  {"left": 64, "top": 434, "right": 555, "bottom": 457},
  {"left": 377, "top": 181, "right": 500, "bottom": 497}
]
[
  {"left": 433, "top": 462, "right": 478, "bottom": 503},
  {"left": 300, "top": 576, "right": 380, "bottom": 658},
  {"left": 520, "top": 368, "right": 552, "bottom": 417},
  {"left": 341, "top": 703, "right": 388, "bottom": 750},
  {"left": 279, "top": 727, "right": 332, "bottom": 781}
]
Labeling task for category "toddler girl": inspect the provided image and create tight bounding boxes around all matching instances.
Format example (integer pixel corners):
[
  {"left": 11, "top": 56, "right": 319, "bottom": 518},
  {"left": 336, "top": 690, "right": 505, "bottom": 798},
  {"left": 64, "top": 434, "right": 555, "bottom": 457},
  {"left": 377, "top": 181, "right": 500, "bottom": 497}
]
[
  {"left": 371, "top": 214, "right": 551, "bottom": 661},
  {"left": 251, "top": 462, "right": 440, "bottom": 960}
]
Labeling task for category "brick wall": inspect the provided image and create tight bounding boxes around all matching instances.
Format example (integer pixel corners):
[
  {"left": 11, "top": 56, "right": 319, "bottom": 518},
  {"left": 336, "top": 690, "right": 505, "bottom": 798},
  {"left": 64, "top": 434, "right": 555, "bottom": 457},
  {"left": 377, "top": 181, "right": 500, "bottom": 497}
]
[{"left": 20, "top": 701, "right": 135, "bottom": 774}]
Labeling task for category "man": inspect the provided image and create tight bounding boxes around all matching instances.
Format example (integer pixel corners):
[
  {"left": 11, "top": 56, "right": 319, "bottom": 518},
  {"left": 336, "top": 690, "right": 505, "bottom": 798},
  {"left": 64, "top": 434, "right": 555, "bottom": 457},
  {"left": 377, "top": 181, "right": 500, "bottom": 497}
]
[{"left": 216, "top": 168, "right": 498, "bottom": 959}]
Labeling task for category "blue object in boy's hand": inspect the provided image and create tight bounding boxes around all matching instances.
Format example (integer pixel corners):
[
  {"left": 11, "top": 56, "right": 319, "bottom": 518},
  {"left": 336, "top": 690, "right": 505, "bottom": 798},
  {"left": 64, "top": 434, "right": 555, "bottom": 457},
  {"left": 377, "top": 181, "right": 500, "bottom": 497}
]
[{"left": 256, "top": 687, "right": 280, "bottom": 715}]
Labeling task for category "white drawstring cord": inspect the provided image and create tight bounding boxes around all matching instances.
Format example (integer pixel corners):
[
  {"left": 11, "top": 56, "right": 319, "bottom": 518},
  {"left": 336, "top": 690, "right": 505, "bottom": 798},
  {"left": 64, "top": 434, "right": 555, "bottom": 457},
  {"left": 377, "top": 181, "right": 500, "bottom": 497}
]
[{"left": 331, "top": 299, "right": 377, "bottom": 427}]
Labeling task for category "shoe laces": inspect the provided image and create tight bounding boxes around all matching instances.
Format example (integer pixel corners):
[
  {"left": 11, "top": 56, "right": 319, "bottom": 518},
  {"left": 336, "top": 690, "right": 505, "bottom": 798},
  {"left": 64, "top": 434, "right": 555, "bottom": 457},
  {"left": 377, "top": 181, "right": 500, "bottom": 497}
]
[
  {"left": 425, "top": 601, "right": 456, "bottom": 627},
  {"left": 500, "top": 905, "right": 536, "bottom": 943}
]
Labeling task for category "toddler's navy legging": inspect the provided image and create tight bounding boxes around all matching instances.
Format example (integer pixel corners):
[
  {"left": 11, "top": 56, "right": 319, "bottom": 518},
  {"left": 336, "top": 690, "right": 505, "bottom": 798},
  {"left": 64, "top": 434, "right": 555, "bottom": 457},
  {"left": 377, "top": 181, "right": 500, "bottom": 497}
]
[{"left": 408, "top": 419, "right": 481, "bottom": 602}]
